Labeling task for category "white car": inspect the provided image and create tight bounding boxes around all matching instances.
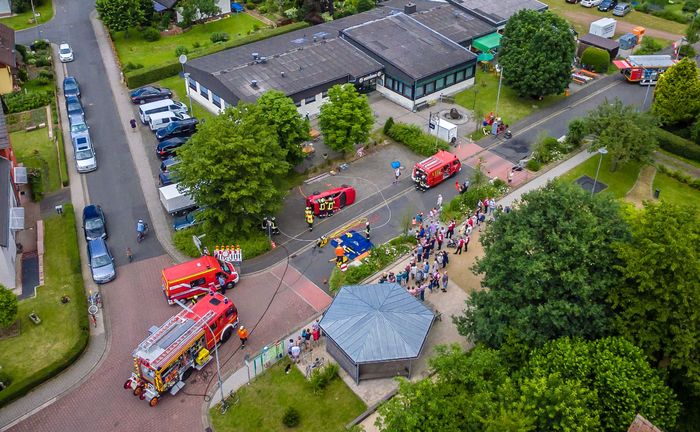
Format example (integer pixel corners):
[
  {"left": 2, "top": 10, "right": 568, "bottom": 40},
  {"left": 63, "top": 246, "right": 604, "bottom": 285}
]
[
  {"left": 581, "top": 0, "right": 602, "bottom": 6},
  {"left": 59, "top": 43, "right": 74, "bottom": 62}
]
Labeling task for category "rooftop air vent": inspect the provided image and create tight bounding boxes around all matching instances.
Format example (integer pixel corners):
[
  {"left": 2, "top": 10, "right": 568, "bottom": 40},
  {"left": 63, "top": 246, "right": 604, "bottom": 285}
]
[
  {"left": 404, "top": 2, "right": 416, "bottom": 14},
  {"left": 251, "top": 80, "right": 258, "bottom": 88},
  {"left": 252, "top": 52, "right": 259, "bottom": 59}
]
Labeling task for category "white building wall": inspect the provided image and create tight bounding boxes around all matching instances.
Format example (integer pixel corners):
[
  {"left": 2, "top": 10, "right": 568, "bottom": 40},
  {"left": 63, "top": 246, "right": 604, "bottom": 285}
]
[
  {"left": 0, "top": 181, "right": 17, "bottom": 290},
  {"left": 377, "top": 76, "right": 475, "bottom": 111},
  {"left": 176, "top": 2, "right": 231, "bottom": 24},
  {"left": 186, "top": 82, "right": 225, "bottom": 115},
  {"left": 296, "top": 92, "right": 326, "bottom": 117}
]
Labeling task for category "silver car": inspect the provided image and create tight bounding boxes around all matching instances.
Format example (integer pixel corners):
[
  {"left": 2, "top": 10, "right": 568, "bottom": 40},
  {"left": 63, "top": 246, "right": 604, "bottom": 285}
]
[
  {"left": 87, "top": 238, "right": 116, "bottom": 284},
  {"left": 59, "top": 43, "right": 74, "bottom": 62},
  {"left": 73, "top": 135, "right": 97, "bottom": 173},
  {"left": 69, "top": 114, "right": 89, "bottom": 139}
]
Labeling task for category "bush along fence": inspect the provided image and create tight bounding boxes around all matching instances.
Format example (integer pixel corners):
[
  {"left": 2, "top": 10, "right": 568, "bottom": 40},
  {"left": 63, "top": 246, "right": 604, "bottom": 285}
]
[
  {"left": 656, "top": 163, "right": 700, "bottom": 190},
  {"left": 384, "top": 119, "right": 450, "bottom": 157},
  {"left": 656, "top": 128, "right": 700, "bottom": 162},
  {"left": 123, "top": 22, "right": 308, "bottom": 88}
]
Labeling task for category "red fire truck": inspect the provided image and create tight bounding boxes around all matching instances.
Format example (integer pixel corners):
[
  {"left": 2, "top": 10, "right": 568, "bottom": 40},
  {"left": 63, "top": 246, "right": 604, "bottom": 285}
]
[
  {"left": 162, "top": 256, "right": 239, "bottom": 304},
  {"left": 612, "top": 55, "right": 677, "bottom": 85},
  {"left": 412, "top": 150, "right": 461, "bottom": 191},
  {"left": 124, "top": 292, "right": 238, "bottom": 407}
]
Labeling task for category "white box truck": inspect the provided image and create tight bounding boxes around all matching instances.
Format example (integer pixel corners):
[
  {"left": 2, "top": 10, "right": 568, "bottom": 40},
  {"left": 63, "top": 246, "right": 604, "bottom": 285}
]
[
  {"left": 159, "top": 183, "right": 196, "bottom": 215},
  {"left": 589, "top": 18, "right": 617, "bottom": 39},
  {"left": 429, "top": 118, "right": 458, "bottom": 144}
]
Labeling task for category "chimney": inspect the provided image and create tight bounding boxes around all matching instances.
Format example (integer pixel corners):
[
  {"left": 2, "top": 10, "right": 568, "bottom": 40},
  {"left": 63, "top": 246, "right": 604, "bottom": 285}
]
[
  {"left": 251, "top": 80, "right": 258, "bottom": 88},
  {"left": 404, "top": 2, "right": 416, "bottom": 14}
]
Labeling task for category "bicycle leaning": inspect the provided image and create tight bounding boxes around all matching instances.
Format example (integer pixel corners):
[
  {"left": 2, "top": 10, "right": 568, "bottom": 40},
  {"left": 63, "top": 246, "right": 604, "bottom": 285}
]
[
  {"left": 219, "top": 389, "right": 240, "bottom": 415},
  {"left": 305, "top": 357, "right": 326, "bottom": 378}
]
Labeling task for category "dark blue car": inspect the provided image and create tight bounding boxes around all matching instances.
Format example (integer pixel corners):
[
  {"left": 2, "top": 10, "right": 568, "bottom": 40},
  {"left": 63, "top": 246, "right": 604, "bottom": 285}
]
[
  {"left": 66, "top": 95, "right": 84, "bottom": 118},
  {"left": 82, "top": 204, "right": 107, "bottom": 240},
  {"left": 63, "top": 76, "right": 80, "bottom": 98}
]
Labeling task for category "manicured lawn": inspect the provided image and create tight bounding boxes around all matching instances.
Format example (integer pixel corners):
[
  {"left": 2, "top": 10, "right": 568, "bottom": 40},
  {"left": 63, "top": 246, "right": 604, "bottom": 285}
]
[
  {"left": 156, "top": 75, "right": 216, "bottom": 123},
  {"left": 11, "top": 128, "right": 62, "bottom": 193},
  {"left": 0, "top": 0, "right": 54, "bottom": 31},
  {"left": 210, "top": 360, "right": 366, "bottom": 431},
  {"left": 539, "top": 0, "right": 688, "bottom": 39},
  {"left": 113, "top": 14, "right": 264, "bottom": 69},
  {"left": 560, "top": 153, "right": 643, "bottom": 199},
  {"left": 0, "top": 206, "right": 89, "bottom": 407},
  {"left": 653, "top": 172, "right": 700, "bottom": 210},
  {"left": 455, "top": 68, "right": 566, "bottom": 139}
]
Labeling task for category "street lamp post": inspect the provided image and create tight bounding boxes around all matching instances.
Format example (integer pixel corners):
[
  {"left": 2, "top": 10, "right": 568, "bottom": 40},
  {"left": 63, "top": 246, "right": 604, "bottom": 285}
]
[
  {"left": 494, "top": 66, "right": 504, "bottom": 117},
  {"left": 591, "top": 147, "right": 608, "bottom": 196},
  {"left": 179, "top": 55, "right": 194, "bottom": 115},
  {"left": 174, "top": 298, "right": 225, "bottom": 405},
  {"left": 641, "top": 82, "right": 652, "bottom": 111}
]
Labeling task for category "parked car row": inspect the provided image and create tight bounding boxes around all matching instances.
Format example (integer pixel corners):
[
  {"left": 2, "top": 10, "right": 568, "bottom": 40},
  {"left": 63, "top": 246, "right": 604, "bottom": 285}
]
[
  {"left": 63, "top": 76, "right": 98, "bottom": 174},
  {"left": 567, "top": 0, "right": 631, "bottom": 15},
  {"left": 82, "top": 204, "right": 116, "bottom": 284},
  {"left": 129, "top": 86, "right": 202, "bottom": 230}
]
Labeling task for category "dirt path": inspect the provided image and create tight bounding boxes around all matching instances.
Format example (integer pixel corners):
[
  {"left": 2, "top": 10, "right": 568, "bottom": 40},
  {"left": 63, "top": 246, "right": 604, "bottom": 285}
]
[
  {"left": 626, "top": 165, "right": 656, "bottom": 207},
  {"left": 653, "top": 151, "right": 700, "bottom": 178},
  {"left": 562, "top": 10, "right": 683, "bottom": 42}
]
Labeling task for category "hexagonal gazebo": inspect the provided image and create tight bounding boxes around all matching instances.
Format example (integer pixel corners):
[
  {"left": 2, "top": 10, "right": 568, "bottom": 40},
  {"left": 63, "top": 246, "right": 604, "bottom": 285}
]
[{"left": 319, "top": 283, "right": 435, "bottom": 384}]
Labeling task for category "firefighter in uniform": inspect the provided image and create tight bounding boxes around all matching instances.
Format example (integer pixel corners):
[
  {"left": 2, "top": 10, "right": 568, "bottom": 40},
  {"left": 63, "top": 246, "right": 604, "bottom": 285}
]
[
  {"left": 335, "top": 243, "right": 345, "bottom": 264},
  {"left": 305, "top": 207, "right": 314, "bottom": 231},
  {"left": 318, "top": 198, "right": 327, "bottom": 218},
  {"left": 269, "top": 217, "right": 280, "bottom": 235},
  {"left": 326, "top": 196, "right": 334, "bottom": 217}
]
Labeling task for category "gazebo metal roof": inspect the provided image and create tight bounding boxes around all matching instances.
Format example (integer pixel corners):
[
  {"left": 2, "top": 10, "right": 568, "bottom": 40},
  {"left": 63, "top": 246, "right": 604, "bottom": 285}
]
[{"left": 320, "top": 283, "right": 434, "bottom": 364}]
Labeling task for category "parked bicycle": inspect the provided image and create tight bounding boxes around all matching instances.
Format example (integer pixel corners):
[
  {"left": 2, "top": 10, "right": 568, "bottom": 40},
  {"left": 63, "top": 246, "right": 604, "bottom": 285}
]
[
  {"left": 305, "top": 357, "right": 326, "bottom": 378},
  {"left": 219, "top": 389, "right": 240, "bottom": 415}
]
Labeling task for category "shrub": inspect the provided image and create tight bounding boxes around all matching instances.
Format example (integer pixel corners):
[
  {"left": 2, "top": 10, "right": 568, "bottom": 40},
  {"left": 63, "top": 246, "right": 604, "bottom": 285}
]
[
  {"left": 192, "top": 41, "right": 201, "bottom": 49},
  {"left": 3, "top": 90, "right": 52, "bottom": 113},
  {"left": 526, "top": 158, "right": 542, "bottom": 171},
  {"left": 253, "top": 24, "right": 260, "bottom": 31},
  {"left": 581, "top": 47, "right": 610, "bottom": 73},
  {"left": 679, "top": 44, "right": 697, "bottom": 59},
  {"left": 14, "top": 44, "right": 27, "bottom": 61},
  {"left": 38, "top": 69, "right": 53, "bottom": 79},
  {"left": 309, "top": 363, "right": 339, "bottom": 393},
  {"left": 282, "top": 406, "right": 301, "bottom": 428},
  {"left": 566, "top": 118, "right": 587, "bottom": 150},
  {"left": 0, "top": 285, "right": 18, "bottom": 327},
  {"left": 690, "top": 118, "right": 700, "bottom": 144},
  {"left": 29, "top": 168, "right": 43, "bottom": 201},
  {"left": 656, "top": 164, "right": 700, "bottom": 191},
  {"left": 636, "top": 37, "right": 663, "bottom": 55},
  {"left": 142, "top": 27, "right": 161, "bottom": 42},
  {"left": 34, "top": 56, "right": 51, "bottom": 67},
  {"left": 0, "top": 370, "right": 12, "bottom": 388},
  {"left": 246, "top": 1, "right": 256, "bottom": 9},
  {"left": 656, "top": 128, "right": 700, "bottom": 161},
  {"left": 173, "top": 227, "right": 271, "bottom": 259},
  {"left": 257, "top": 4, "right": 267, "bottom": 13},
  {"left": 17, "top": 69, "right": 28, "bottom": 82},
  {"left": 159, "top": 11, "right": 173, "bottom": 30},
  {"left": 30, "top": 39, "right": 49, "bottom": 50},
  {"left": 440, "top": 183, "right": 509, "bottom": 222},
  {"left": 383, "top": 117, "right": 394, "bottom": 135},
  {"left": 533, "top": 136, "right": 562, "bottom": 164},
  {"left": 175, "top": 46, "right": 189, "bottom": 57},
  {"left": 650, "top": 8, "right": 689, "bottom": 24},
  {"left": 123, "top": 62, "right": 144, "bottom": 72},
  {"left": 386, "top": 122, "right": 449, "bottom": 156},
  {"left": 210, "top": 32, "right": 230, "bottom": 43},
  {"left": 683, "top": 0, "right": 700, "bottom": 12},
  {"left": 341, "top": 235, "right": 415, "bottom": 285},
  {"left": 34, "top": 76, "right": 50, "bottom": 86}
]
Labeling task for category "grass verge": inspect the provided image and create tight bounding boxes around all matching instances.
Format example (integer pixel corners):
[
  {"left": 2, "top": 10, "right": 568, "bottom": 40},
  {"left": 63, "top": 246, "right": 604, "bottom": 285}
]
[
  {"left": 653, "top": 172, "right": 700, "bottom": 210},
  {"left": 455, "top": 68, "right": 565, "bottom": 140},
  {"left": 11, "top": 128, "right": 62, "bottom": 194},
  {"left": 113, "top": 13, "right": 263, "bottom": 69},
  {"left": 210, "top": 360, "right": 366, "bottom": 432},
  {"left": 0, "top": 205, "right": 89, "bottom": 407},
  {"left": 560, "top": 154, "right": 642, "bottom": 199},
  {"left": 0, "top": 0, "right": 54, "bottom": 31}
]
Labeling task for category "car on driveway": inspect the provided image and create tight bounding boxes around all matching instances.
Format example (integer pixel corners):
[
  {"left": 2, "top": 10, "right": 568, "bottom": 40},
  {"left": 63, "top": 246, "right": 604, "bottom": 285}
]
[
  {"left": 156, "top": 118, "right": 198, "bottom": 141},
  {"left": 65, "top": 95, "right": 84, "bottom": 118},
  {"left": 598, "top": 0, "right": 617, "bottom": 11},
  {"left": 305, "top": 185, "right": 356, "bottom": 216},
  {"left": 82, "top": 204, "right": 107, "bottom": 240},
  {"left": 130, "top": 86, "right": 173, "bottom": 104},
  {"left": 63, "top": 76, "right": 80, "bottom": 98},
  {"left": 59, "top": 43, "right": 74, "bottom": 62},
  {"left": 69, "top": 114, "right": 89, "bottom": 139},
  {"left": 73, "top": 135, "right": 97, "bottom": 173},
  {"left": 156, "top": 137, "right": 189, "bottom": 159},
  {"left": 613, "top": 2, "right": 631, "bottom": 15},
  {"left": 580, "top": 0, "right": 602, "bottom": 7},
  {"left": 87, "top": 238, "right": 116, "bottom": 284},
  {"left": 173, "top": 208, "right": 203, "bottom": 231}
]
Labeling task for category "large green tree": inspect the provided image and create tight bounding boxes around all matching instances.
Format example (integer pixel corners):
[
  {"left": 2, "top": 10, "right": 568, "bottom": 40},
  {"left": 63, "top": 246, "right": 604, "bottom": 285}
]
[
  {"left": 174, "top": 103, "right": 289, "bottom": 238},
  {"left": 178, "top": 0, "right": 220, "bottom": 27},
  {"left": 527, "top": 337, "right": 681, "bottom": 431},
  {"left": 585, "top": 99, "right": 659, "bottom": 171},
  {"left": 652, "top": 58, "right": 700, "bottom": 126},
  {"left": 257, "top": 90, "right": 309, "bottom": 166},
  {"left": 499, "top": 10, "right": 576, "bottom": 98},
  {"left": 318, "top": 84, "right": 373, "bottom": 153},
  {"left": 0, "top": 285, "right": 18, "bottom": 328},
  {"left": 455, "top": 180, "right": 627, "bottom": 352},
  {"left": 95, "top": 0, "right": 146, "bottom": 33},
  {"left": 609, "top": 201, "right": 700, "bottom": 395}
]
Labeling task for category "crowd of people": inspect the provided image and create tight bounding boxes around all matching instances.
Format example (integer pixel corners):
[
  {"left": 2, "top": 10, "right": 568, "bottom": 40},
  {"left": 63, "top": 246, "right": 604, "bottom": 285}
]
[{"left": 288, "top": 319, "right": 322, "bottom": 363}]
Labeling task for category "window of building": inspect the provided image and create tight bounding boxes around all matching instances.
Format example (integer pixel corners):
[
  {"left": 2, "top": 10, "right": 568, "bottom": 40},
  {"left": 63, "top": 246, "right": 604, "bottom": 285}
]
[
  {"left": 445, "top": 73, "right": 455, "bottom": 86},
  {"left": 466, "top": 66, "right": 475, "bottom": 79},
  {"left": 425, "top": 82, "right": 435, "bottom": 94},
  {"left": 435, "top": 77, "right": 445, "bottom": 91},
  {"left": 188, "top": 77, "right": 197, "bottom": 90},
  {"left": 456, "top": 69, "right": 465, "bottom": 82},
  {"left": 305, "top": 95, "right": 316, "bottom": 104},
  {"left": 402, "top": 84, "right": 412, "bottom": 99},
  {"left": 385, "top": 76, "right": 394, "bottom": 89},
  {"left": 199, "top": 84, "right": 210, "bottom": 99},
  {"left": 212, "top": 94, "right": 221, "bottom": 108},
  {"left": 395, "top": 81, "right": 403, "bottom": 94},
  {"left": 415, "top": 85, "right": 424, "bottom": 99},
  {"left": 295, "top": 100, "right": 302, "bottom": 107}
]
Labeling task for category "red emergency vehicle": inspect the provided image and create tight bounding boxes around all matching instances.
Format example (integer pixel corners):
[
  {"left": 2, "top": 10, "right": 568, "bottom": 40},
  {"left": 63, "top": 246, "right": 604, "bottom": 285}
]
[
  {"left": 162, "top": 256, "right": 239, "bottom": 304},
  {"left": 612, "top": 55, "right": 677, "bottom": 85},
  {"left": 306, "top": 185, "right": 356, "bottom": 216},
  {"left": 124, "top": 292, "right": 238, "bottom": 407},
  {"left": 412, "top": 150, "right": 461, "bottom": 190}
]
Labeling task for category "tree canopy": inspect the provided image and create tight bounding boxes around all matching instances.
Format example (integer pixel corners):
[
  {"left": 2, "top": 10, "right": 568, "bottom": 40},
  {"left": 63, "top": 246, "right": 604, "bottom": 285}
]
[
  {"left": 318, "top": 84, "right": 374, "bottom": 153},
  {"left": 95, "top": 0, "right": 147, "bottom": 32},
  {"left": 174, "top": 103, "right": 289, "bottom": 238},
  {"left": 178, "top": 0, "right": 220, "bottom": 27},
  {"left": 652, "top": 58, "right": 700, "bottom": 126},
  {"left": 585, "top": 99, "right": 659, "bottom": 171},
  {"left": 0, "top": 285, "right": 17, "bottom": 328},
  {"left": 257, "top": 90, "right": 309, "bottom": 166},
  {"left": 499, "top": 10, "right": 576, "bottom": 98},
  {"left": 455, "top": 180, "right": 627, "bottom": 351},
  {"left": 609, "top": 201, "right": 700, "bottom": 395}
]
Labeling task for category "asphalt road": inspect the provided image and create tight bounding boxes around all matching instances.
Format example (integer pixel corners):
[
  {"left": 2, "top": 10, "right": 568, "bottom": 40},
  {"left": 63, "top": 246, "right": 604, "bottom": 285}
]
[{"left": 17, "top": 1, "right": 164, "bottom": 266}]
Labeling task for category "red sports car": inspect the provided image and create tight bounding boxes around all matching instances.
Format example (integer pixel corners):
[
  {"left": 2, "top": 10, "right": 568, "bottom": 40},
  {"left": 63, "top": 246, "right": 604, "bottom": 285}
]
[{"left": 306, "top": 185, "right": 356, "bottom": 216}]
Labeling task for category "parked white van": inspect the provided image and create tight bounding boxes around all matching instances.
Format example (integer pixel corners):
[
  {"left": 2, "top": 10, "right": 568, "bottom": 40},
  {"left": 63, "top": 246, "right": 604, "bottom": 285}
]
[
  {"left": 148, "top": 111, "right": 192, "bottom": 131},
  {"left": 138, "top": 99, "right": 188, "bottom": 124}
]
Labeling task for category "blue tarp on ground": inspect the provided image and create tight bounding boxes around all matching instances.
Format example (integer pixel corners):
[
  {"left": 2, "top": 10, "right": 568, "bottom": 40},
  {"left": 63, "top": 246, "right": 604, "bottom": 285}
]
[
  {"left": 330, "top": 230, "right": 373, "bottom": 261},
  {"left": 231, "top": 2, "right": 244, "bottom": 12}
]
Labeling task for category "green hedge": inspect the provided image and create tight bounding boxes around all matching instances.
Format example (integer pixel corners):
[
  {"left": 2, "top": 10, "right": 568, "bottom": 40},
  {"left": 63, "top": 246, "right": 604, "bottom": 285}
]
[
  {"left": 581, "top": 47, "right": 610, "bottom": 73},
  {"left": 656, "top": 164, "right": 700, "bottom": 190},
  {"left": 173, "top": 226, "right": 271, "bottom": 259},
  {"left": 441, "top": 182, "right": 509, "bottom": 222},
  {"left": 386, "top": 122, "right": 450, "bottom": 156},
  {"left": 3, "top": 90, "right": 53, "bottom": 114},
  {"left": 124, "top": 22, "right": 309, "bottom": 88},
  {"left": 656, "top": 128, "right": 700, "bottom": 162}
]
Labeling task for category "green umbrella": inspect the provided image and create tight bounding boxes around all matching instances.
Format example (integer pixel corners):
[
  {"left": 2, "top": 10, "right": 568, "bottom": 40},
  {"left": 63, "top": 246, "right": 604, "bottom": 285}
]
[{"left": 477, "top": 52, "right": 494, "bottom": 62}]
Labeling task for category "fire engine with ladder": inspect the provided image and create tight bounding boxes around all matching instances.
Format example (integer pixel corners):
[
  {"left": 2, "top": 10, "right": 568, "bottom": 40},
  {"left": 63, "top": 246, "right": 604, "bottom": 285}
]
[{"left": 124, "top": 292, "right": 238, "bottom": 407}]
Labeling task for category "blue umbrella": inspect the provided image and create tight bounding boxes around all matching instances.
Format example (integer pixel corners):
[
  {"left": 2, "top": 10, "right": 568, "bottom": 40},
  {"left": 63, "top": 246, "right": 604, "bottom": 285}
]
[{"left": 391, "top": 161, "right": 401, "bottom": 169}]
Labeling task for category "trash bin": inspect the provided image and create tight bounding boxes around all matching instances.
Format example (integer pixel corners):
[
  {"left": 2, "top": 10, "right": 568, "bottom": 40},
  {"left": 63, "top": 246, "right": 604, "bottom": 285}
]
[{"left": 654, "top": 189, "right": 660, "bottom": 199}]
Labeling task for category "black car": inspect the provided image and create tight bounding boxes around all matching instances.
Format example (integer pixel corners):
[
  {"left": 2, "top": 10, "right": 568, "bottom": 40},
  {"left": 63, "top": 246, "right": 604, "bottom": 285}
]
[
  {"left": 65, "top": 95, "right": 84, "bottom": 118},
  {"left": 156, "top": 118, "right": 198, "bottom": 142},
  {"left": 598, "top": 0, "right": 617, "bottom": 11},
  {"left": 130, "top": 86, "right": 173, "bottom": 105},
  {"left": 82, "top": 204, "right": 107, "bottom": 240},
  {"left": 156, "top": 137, "right": 189, "bottom": 159},
  {"left": 63, "top": 76, "right": 80, "bottom": 98}
]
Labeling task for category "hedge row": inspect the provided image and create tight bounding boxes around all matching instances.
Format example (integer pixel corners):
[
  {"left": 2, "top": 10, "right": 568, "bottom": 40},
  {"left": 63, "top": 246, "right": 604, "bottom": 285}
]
[
  {"left": 656, "top": 128, "right": 700, "bottom": 162},
  {"left": 656, "top": 164, "right": 700, "bottom": 191},
  {"left": 386, "top": 122, "right": 450, "bottom": 156},
  {"left": 3, "top": 90, "right": 53, "bottom": 114},
  {"left": 124, "top": 22, "right": 309, "bottom": 89}
]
